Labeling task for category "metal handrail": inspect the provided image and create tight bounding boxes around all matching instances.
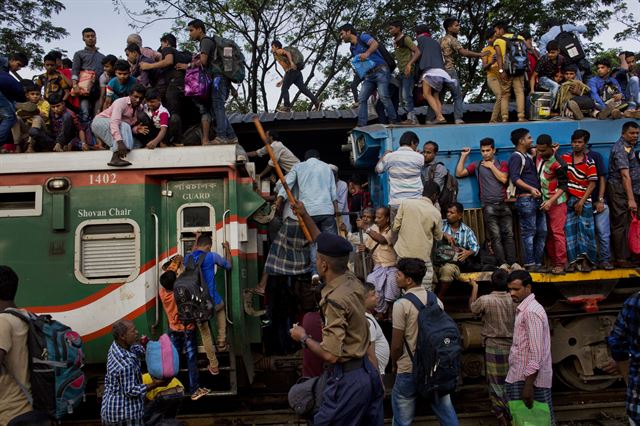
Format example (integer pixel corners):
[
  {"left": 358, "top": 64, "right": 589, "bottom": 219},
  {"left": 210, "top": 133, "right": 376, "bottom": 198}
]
[
  {"left": 150, "top": 212, "right": 160, "bottom": 332},
  {"left": 222, "top": 208, "right": 233, "bottom": 325}
]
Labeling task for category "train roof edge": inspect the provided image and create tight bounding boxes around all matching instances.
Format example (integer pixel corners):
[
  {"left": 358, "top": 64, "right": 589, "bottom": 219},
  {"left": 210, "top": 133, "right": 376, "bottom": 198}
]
[{"left": 0, "top": 144, "right": 248, "bottom": 174}]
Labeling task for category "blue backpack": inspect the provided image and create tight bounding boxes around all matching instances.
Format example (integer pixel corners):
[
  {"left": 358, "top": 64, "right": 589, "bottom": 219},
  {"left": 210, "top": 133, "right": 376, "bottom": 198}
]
[
  {"left": 3, "top": 309, "right": 86, "bottom": 419},
  {"left": 502, "top": 34, "right": 529, "bottom": 76},
  {"left": 402, "top": 292, "right": 461, "bottom": 399}
]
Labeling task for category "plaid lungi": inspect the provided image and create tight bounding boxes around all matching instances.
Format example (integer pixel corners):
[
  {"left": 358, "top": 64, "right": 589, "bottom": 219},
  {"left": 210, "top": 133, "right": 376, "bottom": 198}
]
[
  {"left": 506, "top": 380, "right": 556, "bottom": 425},
  {"left": 264, "top": 218, "right": 311, "bottom": 276},
  {"left": 366, "top": 265, "right": 399, "bottom": 313},
  {"left": 565, "top": 196, "right": 597, "bottom": 264},
  {"left": 485, "top": 346, "right": 511, "bottom": 421}
]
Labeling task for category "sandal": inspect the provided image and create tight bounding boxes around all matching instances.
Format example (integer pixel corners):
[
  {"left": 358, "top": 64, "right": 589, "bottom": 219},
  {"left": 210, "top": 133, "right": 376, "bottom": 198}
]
[
  {"left": 217, "top": 340, "right": 229, "bottom": 352},
  {"left": 551, "top": 266, "right": 565, "bottom": 275},
  {"left": 190, "top": 387, "right": 210, "bottom": 400},
  {"left": 250, "top": 287, "right": 265, "bottom": 296},
  {"left": 208, "top": 365, "right": 220, "bottom": 376}
]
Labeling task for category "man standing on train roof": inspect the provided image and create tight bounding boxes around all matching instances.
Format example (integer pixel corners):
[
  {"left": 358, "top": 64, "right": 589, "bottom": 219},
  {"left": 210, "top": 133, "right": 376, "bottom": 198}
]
[
  {"left": 607, "top": 121, "right": 640, "bottom": 267},
  {"left": 290, "top": 202, "right": 384, "bottom": 425}
]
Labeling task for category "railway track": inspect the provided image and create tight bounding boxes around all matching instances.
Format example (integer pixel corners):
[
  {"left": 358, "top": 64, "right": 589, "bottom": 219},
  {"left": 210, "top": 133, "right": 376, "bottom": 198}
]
[{"left": 62, "top": 389, "right": 628, "bottom": 425}]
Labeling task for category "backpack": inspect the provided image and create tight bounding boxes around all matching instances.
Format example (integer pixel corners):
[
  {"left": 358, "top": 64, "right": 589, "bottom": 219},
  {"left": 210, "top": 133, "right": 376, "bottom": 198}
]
[
  {"left": 174, "top": 254, "right": 214, "bottom": 325},
  {"left": 507, "top": 152, "right": 527, "bottom": 199},
  {"left": 501, "top": 34, "right": 529, "bottom": 76},
  {"left": 284, "top": 46, "right": 305, "bottom": 71},
  {"left": 357, "top": 34, "right": 397, "bottom": 72},
  {"left": 207, "top": 35, "right": 246, "bottom": 83},
  {"left": 554, "top": 26, "right": 585, "bottom": 63},
  {"left": 2, "top": 309, "right": 86, "bottom": 419},
  {"left": 427, "top": 162, "right": 458, "bottom": 215},
  {"left": 174, "top": 50, "right": 193, "bottom": 65},
  {"left": 402, "top": 292, "right": 461, "bottom": 399}
]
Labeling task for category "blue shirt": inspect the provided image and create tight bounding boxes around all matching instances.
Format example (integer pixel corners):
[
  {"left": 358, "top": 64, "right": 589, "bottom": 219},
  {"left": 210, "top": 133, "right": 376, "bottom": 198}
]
[
  {"left": 508, "top": 151, "right": 540, "bottom": 195},
  {"left": 279, "top": 158, "right": 338, "bottom": 216},
  {"left": 350, "top": 33, "right": 386, "bottom": 67},
  {"left": 101, "top": 342, "right": 146, "bottom": 422},
  {"left": 442, "top": 221, "right": 480, "bottom": 255},
  {"left": 0, "top": 56, "right": 8, "bottom": 73},
  {"left": 588, "top": 75, "right": 624, "bottom": 109},
  {"left": 587, "top": 149, "right": 607, "bottom": 203},
  {"left": 186, "top": 249, "right": 231, "bottom": 305},
  {"left": 106, "top": 76, "right": 138, "bottom": 100},
  {"left": 607, "top": 292, "right": 640, "bottom": 422}
]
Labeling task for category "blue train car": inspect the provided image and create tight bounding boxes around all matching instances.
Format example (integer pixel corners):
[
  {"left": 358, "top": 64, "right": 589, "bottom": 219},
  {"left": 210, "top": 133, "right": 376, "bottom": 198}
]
[{"left": 350, "top": 119, "right": 639, "bottom": 209}]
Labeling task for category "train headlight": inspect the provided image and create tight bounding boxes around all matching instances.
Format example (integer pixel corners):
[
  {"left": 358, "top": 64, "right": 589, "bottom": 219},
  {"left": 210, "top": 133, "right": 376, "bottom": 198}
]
[{"left": 46, "top": 177, "right": 71, "bottom": 192}]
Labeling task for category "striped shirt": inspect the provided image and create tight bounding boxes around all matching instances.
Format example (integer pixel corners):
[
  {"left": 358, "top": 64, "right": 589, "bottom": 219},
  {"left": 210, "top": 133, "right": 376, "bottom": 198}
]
[
  {"left": 560, "top": 153, "right": 597, "bottom": 199},
  {"left": 607, "top": 292, "right": 640, "bottom": 422},
  {"left": 442, "top": 221, "right": 480, "bottom": 255},
  {"left": 506, "top": 293, "right": 553, "bottom": 388},
  {"left": 536, "top": 154, "right": 568, "bottom": 204},
  {"left": 100, "top": 342, "right": 147, "bottom": 423},
  {"left": 375, "top": 146, "right": 425, "bottom": 206}
]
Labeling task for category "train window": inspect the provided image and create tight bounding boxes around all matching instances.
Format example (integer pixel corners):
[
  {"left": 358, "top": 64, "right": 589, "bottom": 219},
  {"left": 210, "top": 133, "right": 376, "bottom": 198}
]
[
  {"left": 0, "top": 185, "right": 43, "bottom": 217},
  {"left": 177, "top": 204, "right": 216, "bottom": 255},
  {"left": 74, "top": 219, "right": 141, "bottom": 284}
]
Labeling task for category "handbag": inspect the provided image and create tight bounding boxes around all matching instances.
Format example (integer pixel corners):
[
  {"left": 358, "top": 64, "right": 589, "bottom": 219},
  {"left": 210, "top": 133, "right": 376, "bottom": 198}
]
[
  {"left": 629, "top": 213, "right": 640, "bottom": 256},
  {"left": 75, "top": 70, "right": 96, "bottom": 96},
  {"left": 352, "top": 56, "right": 376, "bottom": 79},
  {"left": 508, "top": 400, "right": 551, "bottom": 426},
  {"left": 184, "top": 66, "right": 212, "bottom": 100},
  {"left": 287, "top": 371, "right": 327, "bottom": 417}
]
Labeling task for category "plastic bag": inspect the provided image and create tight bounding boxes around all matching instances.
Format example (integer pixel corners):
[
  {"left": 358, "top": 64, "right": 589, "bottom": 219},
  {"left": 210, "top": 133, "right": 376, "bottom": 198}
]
[
  {"left": 508, "top": 400, "right": 551, "bottom": 426},
  {"left": 146, "top": 334, "right": 179, "bottom": 380},
  {"left": 629, "top": 213, "right": 640, "bottom": 256},
  {"left": 351, "top": 57, "right": 376, "bottom": 79}
]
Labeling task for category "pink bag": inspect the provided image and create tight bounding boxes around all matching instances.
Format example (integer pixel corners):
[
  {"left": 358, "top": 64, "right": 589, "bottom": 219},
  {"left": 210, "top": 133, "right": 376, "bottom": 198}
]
[
  {"left": 184, "top": 66, "right": 211, "bottom": 100},
  {"left": 146, "top": 334, "right": 179, "bottom": 379},
  {"left": 629, "top": 213, "right": 640, "bottom": 256}
]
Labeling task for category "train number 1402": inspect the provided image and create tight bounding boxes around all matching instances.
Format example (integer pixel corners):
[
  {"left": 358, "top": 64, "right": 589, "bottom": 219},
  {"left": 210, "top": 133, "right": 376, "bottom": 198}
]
[{"left": 89, "top": 173, "right": 118, "bottom": 185}]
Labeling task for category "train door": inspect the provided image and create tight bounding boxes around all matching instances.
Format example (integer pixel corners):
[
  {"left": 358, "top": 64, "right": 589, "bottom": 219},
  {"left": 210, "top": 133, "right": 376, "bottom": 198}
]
[{"left": 158, "top": 177, "right": 238, "bottom": 395}]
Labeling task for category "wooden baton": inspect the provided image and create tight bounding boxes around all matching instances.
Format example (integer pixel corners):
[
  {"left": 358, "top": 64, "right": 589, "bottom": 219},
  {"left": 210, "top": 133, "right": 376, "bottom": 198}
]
[{"left": 252, "top": 116, "right": 313, "bottom": 242}]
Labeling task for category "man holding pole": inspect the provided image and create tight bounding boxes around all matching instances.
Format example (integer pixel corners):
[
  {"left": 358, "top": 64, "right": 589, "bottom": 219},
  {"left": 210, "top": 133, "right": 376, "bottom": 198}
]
[{"left": 274, "top": 149, "right": 339, "bottom": 284}]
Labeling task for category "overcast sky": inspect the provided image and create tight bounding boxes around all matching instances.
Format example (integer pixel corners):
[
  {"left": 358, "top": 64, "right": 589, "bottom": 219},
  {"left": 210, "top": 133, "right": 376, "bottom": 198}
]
[{"left": 20, "top": 0, "right": 640, "bottom": 108}]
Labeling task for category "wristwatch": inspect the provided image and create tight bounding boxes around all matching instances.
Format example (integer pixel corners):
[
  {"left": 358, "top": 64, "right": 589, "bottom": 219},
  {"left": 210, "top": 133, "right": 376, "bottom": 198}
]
[
  {"left": 300, "top": 334, "right": 310, "bottom": 348},
  {"left": 598, "top": 197, "right": 605, "bottom": 203}
]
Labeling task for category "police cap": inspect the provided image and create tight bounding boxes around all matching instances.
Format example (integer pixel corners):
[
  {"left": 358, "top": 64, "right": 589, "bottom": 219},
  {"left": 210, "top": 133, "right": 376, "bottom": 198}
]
[{"left": 316, "top": 232, "right": 353, "bottom": 257}]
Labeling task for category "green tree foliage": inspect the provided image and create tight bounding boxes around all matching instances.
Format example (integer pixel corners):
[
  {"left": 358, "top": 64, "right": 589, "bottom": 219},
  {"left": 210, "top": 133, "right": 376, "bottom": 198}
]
[{"left": 0, "top": 0, "right": 69, "bottom": 68}]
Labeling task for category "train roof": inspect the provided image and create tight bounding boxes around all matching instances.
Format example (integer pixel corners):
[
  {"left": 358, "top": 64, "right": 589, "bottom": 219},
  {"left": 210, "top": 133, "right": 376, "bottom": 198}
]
[{"left": 0, "top": 144, "right": 247, "bottom": 174}]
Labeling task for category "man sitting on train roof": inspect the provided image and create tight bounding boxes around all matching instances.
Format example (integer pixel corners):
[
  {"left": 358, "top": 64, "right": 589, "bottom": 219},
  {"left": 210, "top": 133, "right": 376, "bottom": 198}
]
[
  {"left": 91, "top": 83, "right": 147, "bottom": 167},
  {"left": 435, "top": 202, "right": 480, "bottom": 299}
]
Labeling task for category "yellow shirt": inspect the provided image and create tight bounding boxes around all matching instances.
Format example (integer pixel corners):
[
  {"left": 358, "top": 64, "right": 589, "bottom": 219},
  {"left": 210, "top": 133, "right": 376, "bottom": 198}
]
[
  {"left": 392, "top": 197, "right": 443, "bottom": 263},
  {"left": 364, "top": 224, "right": 397, "bottom": 267},
  {"left": 142, "top": 373, "right": 184, "bottom": 400},
  {"left": 0, "top": 310, "right": 32, "bottom": 425},
  {"left": 482, "top": 45, "right": 499, "bottom": 77},
  {"left": 493, "top": 33, "right": 525, "bottom": 62}
]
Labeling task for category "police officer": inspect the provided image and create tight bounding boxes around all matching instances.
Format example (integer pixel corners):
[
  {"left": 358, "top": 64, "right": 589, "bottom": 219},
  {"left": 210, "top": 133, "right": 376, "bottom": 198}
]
[{"left": 290, "top": 231, "right": 384, "bottom": 425}]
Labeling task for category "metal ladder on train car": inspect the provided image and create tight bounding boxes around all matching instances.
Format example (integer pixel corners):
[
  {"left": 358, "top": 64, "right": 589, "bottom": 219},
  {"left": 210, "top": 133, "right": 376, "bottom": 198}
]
[{"left": 175, "top": 341, "right": 237, "bottom": 396}]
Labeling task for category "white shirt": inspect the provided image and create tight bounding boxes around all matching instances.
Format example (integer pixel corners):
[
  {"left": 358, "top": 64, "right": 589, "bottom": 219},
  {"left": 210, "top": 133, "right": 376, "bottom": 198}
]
[
  {"left": 256, "top": 141, "right": 300, "bottom": 173},
  {"left": 365, "top": 312, "right": 390, "bottom": 375}
]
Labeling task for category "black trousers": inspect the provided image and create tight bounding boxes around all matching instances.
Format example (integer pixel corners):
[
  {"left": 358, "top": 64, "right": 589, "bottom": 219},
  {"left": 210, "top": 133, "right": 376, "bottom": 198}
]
[{"left": 281, "top": 69, "right": 319, "bottom": 107}]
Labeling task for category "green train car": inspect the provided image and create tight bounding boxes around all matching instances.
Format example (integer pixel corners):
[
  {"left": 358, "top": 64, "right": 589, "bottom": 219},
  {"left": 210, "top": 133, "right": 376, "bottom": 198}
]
[{"left": 0, "top": 145, "right": 266, "bottom": 393}]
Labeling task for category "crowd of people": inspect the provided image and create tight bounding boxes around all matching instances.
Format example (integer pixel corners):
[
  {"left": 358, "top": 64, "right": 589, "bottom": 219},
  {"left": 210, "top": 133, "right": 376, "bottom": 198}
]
[{"left": 1, "top": 18, "right": 639, "bottom": 161}]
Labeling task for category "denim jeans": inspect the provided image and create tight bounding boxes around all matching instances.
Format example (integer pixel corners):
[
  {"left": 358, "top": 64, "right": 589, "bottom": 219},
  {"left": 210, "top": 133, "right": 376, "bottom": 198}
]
[
  {"left": 281, "top": 69, "right": 319, "bottom": 107},
  {"left": 594, "top": 203, "right": 611, "bottom": 263},
  {"left": 515, "top": 196, "right": 547, "bottom": 266},
  {"left": 358, "top": 66, "right": 397, "bottom": 126},
  {"left": 78, "top": 95, "right": 100, "bottom": 126},
  {"left": 538, "top": 76, "right": 560, "bottom": 103},
  {"left": 91, "top": 117, "right": 138, "bottom": 151},
  {"left": 0, "top": 90, "right": 17, "bottom": 145},
  {"left": 483, "top": 202, "right": 517, "bottom": 265},
  {"left": 627, "top": 76, "right": 640, "bottom": 110},
  {"left": 169, "top": 330, "right": 199, "bottom": 393},
  {"left": 210, "top": 76, "right": 236, "bottom": 139},
  {"left": 391, "top": 373, "right": 459, "bottom": 426},
  {"left": 310, "top": 214, "right": 338, "bottom": 275},
  {"left": 397, "top": 73, "right": 415, "bottom": 113},
  {"left": 442, "top": 69, "right": 464, "bottom": 121}
]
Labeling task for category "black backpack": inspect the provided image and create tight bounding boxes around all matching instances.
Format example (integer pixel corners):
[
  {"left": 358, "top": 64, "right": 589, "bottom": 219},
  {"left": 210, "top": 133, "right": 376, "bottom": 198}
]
[
  {"left": 174, "top": 50, "right": 193, "bottom": 65},
  {"left": 502, "top": 34, "right": 529, "bottom": 76},
  {"left": 427, "top": 162, "right": 458, "bottom": 216},
  {"left": 358, "top": 33, "right": 397, "bottom": 72},
  {"left": 174, "top": 254, "right": 214, "bottom": 325},
  {"left": 403, "top": 292, "right": 461, "bottom": 399},
  {"left": 554, "top": 25, "right": 585, "bottom": 63}
]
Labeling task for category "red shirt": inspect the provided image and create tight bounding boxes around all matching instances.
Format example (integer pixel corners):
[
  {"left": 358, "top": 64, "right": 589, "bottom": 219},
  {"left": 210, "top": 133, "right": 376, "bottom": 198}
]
[
  {"left": 561, "top": 152, "right": 597, "bottom": 199},
  {"left": 301, "top": 311, "right": 324, "bottom": 377}
]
